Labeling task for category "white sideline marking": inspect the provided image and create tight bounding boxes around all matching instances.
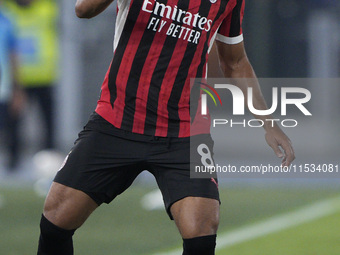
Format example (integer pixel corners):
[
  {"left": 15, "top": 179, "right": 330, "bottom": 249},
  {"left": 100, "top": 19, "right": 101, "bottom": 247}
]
[{"left": 153, "top": 195, "right": 340, "bottom": 255}]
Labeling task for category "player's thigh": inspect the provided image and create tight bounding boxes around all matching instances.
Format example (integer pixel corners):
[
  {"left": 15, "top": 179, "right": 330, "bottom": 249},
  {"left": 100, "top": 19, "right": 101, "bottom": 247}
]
[
  {"left": 149, "top": 134, "right": 220, "bottom": 238},
  {"left": 45, "top": 128, "right": 145, "bottom": 230},
  {"left": 43, "top": 182, "right": 98, "bottom": 230}
]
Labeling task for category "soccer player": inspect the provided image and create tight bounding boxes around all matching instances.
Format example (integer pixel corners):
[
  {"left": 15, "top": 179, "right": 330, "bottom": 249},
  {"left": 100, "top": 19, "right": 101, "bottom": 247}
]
[
  {"left": 37, "top": 0, "right": 295, "bottom": 254},
  {"left": 4, "top": 0, "right": 59, "bottom": 168},
  {"left": 0, "top": 3, "right": 24, "bottom": 170}
]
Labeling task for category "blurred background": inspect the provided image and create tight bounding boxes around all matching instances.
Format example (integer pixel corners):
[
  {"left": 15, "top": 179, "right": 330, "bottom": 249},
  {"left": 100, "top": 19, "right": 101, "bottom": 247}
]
[{"left": 0, "top": 0, "right": 339, "bottom": 254}]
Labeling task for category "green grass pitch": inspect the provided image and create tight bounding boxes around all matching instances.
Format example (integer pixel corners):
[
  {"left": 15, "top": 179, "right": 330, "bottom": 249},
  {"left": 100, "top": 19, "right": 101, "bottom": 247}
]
[
  {"left": 0, "top": 183, "right": 339, "bottom": 254},
  {"left": 216, "top": 212, "right": 340, "bottom": 255}
]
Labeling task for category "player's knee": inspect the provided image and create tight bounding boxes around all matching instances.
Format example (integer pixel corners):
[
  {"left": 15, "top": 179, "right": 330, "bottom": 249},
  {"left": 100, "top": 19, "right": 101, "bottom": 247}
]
[
  {"left": 201, "top": 214, "right": 219, "bottom": 235},
  {"left": 202, "top": 216, "right": 219, "bottom": 236},
  {"left": 209, "top": 216, "right": 219, "bottom": 234},
  {"left": 173, "top": 197, "right": 220, "bottom": 239},
  {"left": 42, "top": 182, "right": 98, "bottom": 230},
  {"left": 182, "top": 234, "right": 216, "bottom": 255},
  {"left": 195, "top": 207, "right": 220, "bottom": 237},
  {"left": 42, "top": 188, "right": 65, "bottom": 227},
  {"left": 183, "top": 216, "right": 219, "bottom": 239}
]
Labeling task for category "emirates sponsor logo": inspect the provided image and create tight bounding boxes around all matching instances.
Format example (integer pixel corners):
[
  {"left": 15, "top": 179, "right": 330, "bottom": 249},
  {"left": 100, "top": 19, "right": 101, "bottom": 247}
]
[{"left": 142, "top": 0, "right": 213, "bottom": 44}]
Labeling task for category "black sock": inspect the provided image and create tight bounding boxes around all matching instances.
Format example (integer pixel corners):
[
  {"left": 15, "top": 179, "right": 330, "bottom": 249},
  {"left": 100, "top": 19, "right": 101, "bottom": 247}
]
[
  {"left": 182, "top": 234, "right": 216, "bottom": 255},
  {"left": 37, "top": 214, "right": 76, "bottom": 255}
]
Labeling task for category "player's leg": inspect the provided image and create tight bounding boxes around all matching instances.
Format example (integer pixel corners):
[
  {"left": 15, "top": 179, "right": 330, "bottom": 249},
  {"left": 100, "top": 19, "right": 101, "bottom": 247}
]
[
  {"left": 152, "top": 173, "right": 220, "bottom": 255},
  {"left": 37, "top": 127, "right": 102, "bottom": 254},
  {"left": 171, "top": 197, "right": 219, "bottom": 239},
  {"left": 34, "top": 86, "right": 54, "bottom": 149},
  {"left": 6, "top": 99, "right": 21, "bottom": 169},
  {"left": 38, "top": 182, "right": 98, "bottom": 255},
  {"left": 171, "top": 197, "right": 219, "bottom": 255},
  {"left": 148, "top": 134, "right": 219, "bottom": 255},
  {"left": 37, "top": 117, "right": 146, "bottom": 254},
  {"left": 43, "top": 182, "right": 98, "bottom": 229},
  {"left": 155, "top": 170, "right": 220, "bottom": 255}
]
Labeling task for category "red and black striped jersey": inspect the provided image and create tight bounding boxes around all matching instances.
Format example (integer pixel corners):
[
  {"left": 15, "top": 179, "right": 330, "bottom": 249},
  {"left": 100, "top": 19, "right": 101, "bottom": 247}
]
[{"left": 95, "top": 0, "right": 245, "bottom": 137}]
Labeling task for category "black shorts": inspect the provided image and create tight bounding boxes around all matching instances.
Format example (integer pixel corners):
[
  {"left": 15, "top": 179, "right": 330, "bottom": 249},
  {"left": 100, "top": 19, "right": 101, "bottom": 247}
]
[{"left": 54, "top": 113, "right": 219, "bottom": 219}]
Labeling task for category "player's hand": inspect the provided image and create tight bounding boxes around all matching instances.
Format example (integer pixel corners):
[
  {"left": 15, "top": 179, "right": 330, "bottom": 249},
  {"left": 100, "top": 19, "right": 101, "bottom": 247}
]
[{"left": 265, "top": 127, "right": 295, "bottom": 167}]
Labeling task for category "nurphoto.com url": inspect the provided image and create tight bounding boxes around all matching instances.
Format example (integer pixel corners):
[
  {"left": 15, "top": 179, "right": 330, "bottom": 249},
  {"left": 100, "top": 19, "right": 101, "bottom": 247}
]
[{"left": 194, "top": 163, "right": 339, "bottom": 176}]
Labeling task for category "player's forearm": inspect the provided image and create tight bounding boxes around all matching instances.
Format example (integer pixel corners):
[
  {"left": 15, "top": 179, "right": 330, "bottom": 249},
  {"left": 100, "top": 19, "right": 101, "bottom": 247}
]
[{"left": 75, "top": 0, "right": 114, "bottom": 19}]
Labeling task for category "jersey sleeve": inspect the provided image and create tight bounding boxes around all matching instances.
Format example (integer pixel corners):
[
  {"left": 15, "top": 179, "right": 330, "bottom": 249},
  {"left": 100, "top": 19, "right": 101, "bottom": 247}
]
[{"left": 216, "top": 0, "right": 245, "bottom": 45}]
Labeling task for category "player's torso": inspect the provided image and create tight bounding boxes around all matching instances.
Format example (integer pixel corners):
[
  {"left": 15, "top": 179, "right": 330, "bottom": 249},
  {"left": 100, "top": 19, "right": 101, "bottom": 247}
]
[
  {"left": 113, "top": 0, "right": 234, "bottom": 76},
  {"left": 115, "top": 0, "right": 232, "bottom": 54},
  {"left": 97, "top": 0, "right": 237, "bottom": 137},
  {"left": 118, "top": 0, "right": 228, "bottom": 42}
]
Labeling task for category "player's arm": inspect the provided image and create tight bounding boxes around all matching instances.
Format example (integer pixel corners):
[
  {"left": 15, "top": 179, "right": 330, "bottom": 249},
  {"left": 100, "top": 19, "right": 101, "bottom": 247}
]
[
  {"left": 215, "top": 41, "right": 295, "bottom": 166},
  {"left": 75, "top": 0, "right": 114, "bottom": 19},
  {"left": 9, "top": 51, "right": 25, "bottom": 115},
  {"left": 7, "top": 19, "right": 25, "bottom": 116}
]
